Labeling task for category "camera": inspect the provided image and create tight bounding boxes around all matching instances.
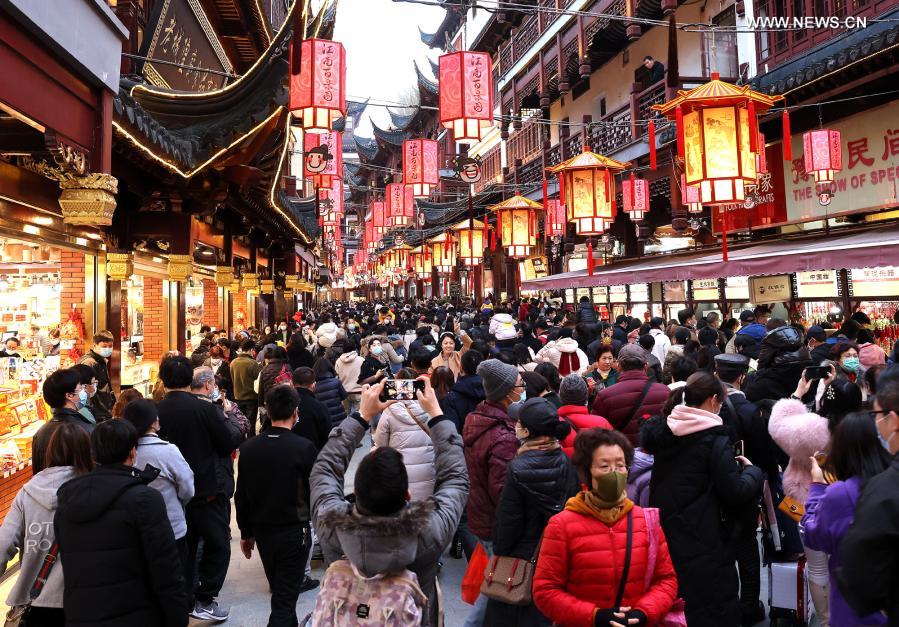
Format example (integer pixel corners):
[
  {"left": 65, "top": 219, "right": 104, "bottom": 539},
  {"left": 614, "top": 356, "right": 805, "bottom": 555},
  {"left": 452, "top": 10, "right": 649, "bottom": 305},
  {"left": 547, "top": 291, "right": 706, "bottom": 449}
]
[{"left": 380, "top": 379, "right": 425, "bottom": 402}]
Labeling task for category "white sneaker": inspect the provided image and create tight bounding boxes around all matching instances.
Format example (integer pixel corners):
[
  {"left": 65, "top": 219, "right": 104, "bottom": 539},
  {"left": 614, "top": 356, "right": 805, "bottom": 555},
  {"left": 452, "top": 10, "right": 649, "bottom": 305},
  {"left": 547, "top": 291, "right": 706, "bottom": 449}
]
[{"left": 190, "top": 600, "right": 230, "bottom": 622}]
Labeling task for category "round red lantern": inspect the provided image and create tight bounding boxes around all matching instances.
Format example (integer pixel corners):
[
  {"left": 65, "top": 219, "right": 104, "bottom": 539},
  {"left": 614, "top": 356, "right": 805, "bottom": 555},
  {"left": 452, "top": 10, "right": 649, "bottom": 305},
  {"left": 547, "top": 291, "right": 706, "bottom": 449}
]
[
  {"left": 652, "top": 73, "right": 781, "bottom": 206},
  {"left": 403, "top": 139, "right": 439, "bottom": 198},
  {"left": 438, "top": 51, "right": 494, "bottom": 142},
  {"left": 547, "top": 148, "right": 629, "bottom": 235},
  {"left": 290, "top": 39, "right": 346, "bottom": 133}
]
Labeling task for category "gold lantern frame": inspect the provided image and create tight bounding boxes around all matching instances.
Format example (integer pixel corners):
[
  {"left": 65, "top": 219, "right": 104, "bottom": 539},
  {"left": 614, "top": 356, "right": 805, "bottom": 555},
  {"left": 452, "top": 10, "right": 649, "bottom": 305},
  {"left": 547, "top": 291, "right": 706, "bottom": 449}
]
[
  {"left": 652, "top": 73, "right": 782, "bottom": 206},
  {"left": 488, "top": 194, "right": 543, "bottom": 258},
  {"left": 452, "top": 218, "right": 487, "bottom": 266},
  {"left": 428, "top": 233, "right": 457, "bottom": 274},
  {"left": 410, "top": 245, "right": 432, "bottom": 279},
  {"left": 547, "top": 149, "right": 629, "bottom": 235}
]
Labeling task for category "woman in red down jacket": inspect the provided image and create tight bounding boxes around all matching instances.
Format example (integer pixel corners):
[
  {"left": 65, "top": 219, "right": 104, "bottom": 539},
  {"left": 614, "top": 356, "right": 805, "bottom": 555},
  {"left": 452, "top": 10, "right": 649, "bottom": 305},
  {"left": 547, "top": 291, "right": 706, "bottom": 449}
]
[
  {"left": 557, "top": 373, "right": 612, "bottom": 458},
  {"left": 533, "top": 428, "right": 678, "bottom": 627}
]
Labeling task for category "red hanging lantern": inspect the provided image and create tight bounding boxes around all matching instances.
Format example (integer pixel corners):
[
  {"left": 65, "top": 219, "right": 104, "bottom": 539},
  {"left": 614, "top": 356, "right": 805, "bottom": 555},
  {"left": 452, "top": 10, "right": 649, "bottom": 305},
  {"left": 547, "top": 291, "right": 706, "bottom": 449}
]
[
  {"left": 545, "top": 199, "right": 566, "bottom": 237},
  {"left": 438, "top": 51, "right": 494, "bottom": 142},
  {"left": 410, "top": 246, "right": 433, "bottom": 279},
  {"left": 303, "top": 131, "right": 342, "bottom": 188},
  {"left": 386, "top": 183, "right": 415, "bottom": 228},
  {"left": 622, "top": 174, "right": 649, "bottom": 221},
  {"left": 681, "top": 174, "right": 703, "bottom": 214},
  {"left": 803, "top": 129, "right": 842, "bottom": 185},
  {"left": 289, "top": 39, "right": 346, "bottom": 133},
  {"left": 319, "top": 178, "right": 343, "bottom": 225},
  {"left": 403, "top": 139, "right": 439, "bottom": 198},
  {"left": 428, "top": 233, "right": 456, "bottom": 273},
  {"left": 371, "top": 201, "right": 388, "bottom": 235},
  {"left": 489, "top": 193, "right": 543, "bottom": 258},
  {"left": 652, "top": 73, "right": 782, "bottom": 206},
  {"left": 547, "top": 148, "right": 629, "bottom": 235},
  {"left": 756, "top": 132, "right": 767, "bottom": 175}
]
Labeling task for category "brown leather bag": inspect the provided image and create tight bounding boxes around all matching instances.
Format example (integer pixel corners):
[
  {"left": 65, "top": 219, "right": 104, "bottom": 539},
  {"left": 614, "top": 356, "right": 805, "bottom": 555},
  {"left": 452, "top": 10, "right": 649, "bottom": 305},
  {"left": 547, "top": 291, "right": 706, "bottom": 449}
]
[{"left": 479, "top": 551, "right": 538, "bottom": 607}]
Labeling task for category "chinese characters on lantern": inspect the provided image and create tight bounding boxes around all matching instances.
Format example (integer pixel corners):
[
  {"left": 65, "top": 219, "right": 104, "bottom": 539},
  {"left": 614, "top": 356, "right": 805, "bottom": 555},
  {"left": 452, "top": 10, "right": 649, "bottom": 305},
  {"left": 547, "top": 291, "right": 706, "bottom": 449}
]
[{"left": 290, "top": 39, "right": 347, "bottom": 133}]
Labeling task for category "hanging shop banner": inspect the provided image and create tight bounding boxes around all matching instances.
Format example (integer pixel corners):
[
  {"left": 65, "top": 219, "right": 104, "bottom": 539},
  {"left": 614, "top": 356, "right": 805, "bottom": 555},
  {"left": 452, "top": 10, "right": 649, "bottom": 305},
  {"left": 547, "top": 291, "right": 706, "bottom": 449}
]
[
  {"left": 750, "top": 274, "right": 791, "bottom": 304},
  {"left": 610, "top": 285, "right": 628, "bottom": 303},
  {"left": 784, "top": 101, "right": 899, "bottom": 223},
  {"left": 592, "top": 286, "right": 608, "bottom": 304},
  {"left": 712, "top": 142, "right": 789, "bottom": 234},
  {"left": 663, "top": 281, "right": 686, "bottom": 302},
  {"left": 796, "top": 270, "right": 839, "bottom": 299},
  {"left": 726, "top": 275, "right": 750, "bottom": 301},
  {"left": 692, "top": 278, "right": 720, "bottom": 301},
  {"left": 139, "top": 0, "right": 234, "bottom": 91},
  {"left": 531, "top": 257, "right": 547, "bottom": 278},
  {"left": 849, "top": 266, "right": 899, "bottom": 297},
  {"left": 630, "top": 283, "right": 649, "bottom": 302}
]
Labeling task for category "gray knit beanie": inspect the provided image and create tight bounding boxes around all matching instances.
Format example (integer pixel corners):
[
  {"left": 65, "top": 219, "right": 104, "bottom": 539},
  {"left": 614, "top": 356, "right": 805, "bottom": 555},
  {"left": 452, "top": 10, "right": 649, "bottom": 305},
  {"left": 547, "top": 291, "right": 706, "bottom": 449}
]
[
  {"left": 559, "top": 373, "right": 589, "bottom": 406},
  {"left": 477, "top": 359, "right": 519, "bottom": 402}
]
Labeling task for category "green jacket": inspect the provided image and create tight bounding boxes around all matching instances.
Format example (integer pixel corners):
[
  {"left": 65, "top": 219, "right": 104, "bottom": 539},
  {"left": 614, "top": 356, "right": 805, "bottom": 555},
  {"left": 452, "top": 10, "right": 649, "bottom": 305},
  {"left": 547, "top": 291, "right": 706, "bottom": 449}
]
[{"left": 230, "top": 354, "right": 262, "bottom": 401}]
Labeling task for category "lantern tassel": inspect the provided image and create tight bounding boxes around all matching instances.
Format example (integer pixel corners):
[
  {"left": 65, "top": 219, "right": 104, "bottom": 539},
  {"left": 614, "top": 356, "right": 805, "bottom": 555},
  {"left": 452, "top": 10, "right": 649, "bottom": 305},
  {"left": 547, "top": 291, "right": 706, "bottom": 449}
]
[
  {"left": 721, "top": 208, "right": 729, "bottom": 262},
  {"left": 587, "top": 239, "right": 594, "bottom": 276},
  {"left": 782, "top": 109, "right": 792, "bottom": 161},
  {"left": 542, "top": 177, "right": 548, "bottom": 208},
  {"left": 676, "top": 105, "right": 685, "bottom": 161},
  {"left": 496, "top": 211, "right": 502, "bottom": 249},
  {"left": 748, "top": 100, "right": 758, "bottom": 153},
  {"left": 648, "top": 120, "right": 657, "bottom": 170}
]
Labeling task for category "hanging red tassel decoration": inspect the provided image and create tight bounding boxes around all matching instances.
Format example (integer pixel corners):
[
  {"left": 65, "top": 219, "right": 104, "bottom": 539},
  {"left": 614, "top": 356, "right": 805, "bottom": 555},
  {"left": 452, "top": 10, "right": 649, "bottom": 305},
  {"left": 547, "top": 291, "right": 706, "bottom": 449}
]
[
  {"left": 676, "top": 105, "right": 685, "bottom": 161},
  {"left": 748, "top": 100, "right": 758, "bottom": 153},
  {"left": 587, "top": 239, "right": 594, "bottom": 276},
  {"left": 648, "top": 120, "right": 657, "bottom": 170},
  {"left": 495, "top": 211, "right": 502, "bottom": 250},
  {"left": 782, "top": 109, "right": 792, "bottom": 161},
  {"left": 721, "top": 208, "right": 729, "bottom": 262},
  {"left": 558, "top": 174, "right": 566, "bottom": 217}
]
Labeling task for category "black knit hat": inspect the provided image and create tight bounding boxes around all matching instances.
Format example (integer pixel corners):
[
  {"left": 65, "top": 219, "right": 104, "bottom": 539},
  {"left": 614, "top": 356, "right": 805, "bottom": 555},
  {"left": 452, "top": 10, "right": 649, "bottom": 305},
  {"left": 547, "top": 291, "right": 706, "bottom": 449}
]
[{"left": 121, "top": 398, "right": 158, "bottom": 435}]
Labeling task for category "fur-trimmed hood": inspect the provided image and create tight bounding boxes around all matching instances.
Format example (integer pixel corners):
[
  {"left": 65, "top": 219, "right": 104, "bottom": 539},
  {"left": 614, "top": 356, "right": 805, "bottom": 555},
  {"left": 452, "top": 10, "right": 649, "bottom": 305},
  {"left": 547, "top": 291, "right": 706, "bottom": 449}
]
[{"left": 317, "top": 499, "right": 436, "bottom": 577}]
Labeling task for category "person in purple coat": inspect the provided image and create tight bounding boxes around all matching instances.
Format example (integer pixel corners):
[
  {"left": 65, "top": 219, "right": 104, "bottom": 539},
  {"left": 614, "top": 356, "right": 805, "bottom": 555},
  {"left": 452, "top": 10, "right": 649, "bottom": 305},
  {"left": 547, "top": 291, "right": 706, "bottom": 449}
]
[{"left": 801, "top": 411, "right": 892, "bottom": 626}]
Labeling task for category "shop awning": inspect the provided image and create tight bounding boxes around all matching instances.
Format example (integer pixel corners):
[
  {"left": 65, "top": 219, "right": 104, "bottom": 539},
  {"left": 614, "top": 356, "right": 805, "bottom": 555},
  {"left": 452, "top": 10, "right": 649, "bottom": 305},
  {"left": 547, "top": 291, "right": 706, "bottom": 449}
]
[{"left": 522, "top": 226, "right": 899, "bottom": 290}]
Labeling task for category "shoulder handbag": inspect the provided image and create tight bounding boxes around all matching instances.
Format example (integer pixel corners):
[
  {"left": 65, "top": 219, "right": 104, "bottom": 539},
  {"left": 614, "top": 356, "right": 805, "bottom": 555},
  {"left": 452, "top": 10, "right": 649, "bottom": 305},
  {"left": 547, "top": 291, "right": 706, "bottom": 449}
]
[
  {"left": 5, "top": 542, "right": 60, "bottom": 626},
  {"left": 619, "top": 380, "right": 655, "bottom": 434},
  {"left": 614, "top": 510, "right": 634, "bottom": 609},
  {"left": 642, "top": 507, "right": 688, "bottom": 626}
]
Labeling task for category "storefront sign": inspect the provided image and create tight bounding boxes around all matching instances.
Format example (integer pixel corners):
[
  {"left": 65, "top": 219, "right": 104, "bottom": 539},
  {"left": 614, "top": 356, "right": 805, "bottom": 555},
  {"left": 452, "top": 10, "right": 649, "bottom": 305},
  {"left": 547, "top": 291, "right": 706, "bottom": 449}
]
[
  {"left": 725, "top": 276, "right": 750, "bottom": 301},
  {"left": 784, "top": 102, "right": 899, "bottom": 222},
  {"left": 750, "top": 274, "right": 791, "bottom": 304},
  {"left": 796, "top": 270, "right": 839, "bottom": 299},
  {"left": 566, "top": 289, "right": 576, "bottom": 304},
  {"left": 663, "top": 281, "right": 686, "bottom": 302},
  {"left": 592, "top": 286, "right": 608, "bottom": 303},
  {"left": 139, "top": 0, "right": 233, "bottom": 91},
  {"left": 712, "top": 142, "right": 789, "bottom": 233},
  {"left": 576, "top": 288, "right": 590, "bottom": 302},
  {"left": 610, "top": 285, "right": 627, "bottom": 303},
  {"left": 849, "top": 266, "right": 899, "bottom": 297},
  {"left": 692, "top": 278, "right": 720, "bottom": 301},
  {"left": 629, "top": 284, "right": 649, "bottom": 301}
]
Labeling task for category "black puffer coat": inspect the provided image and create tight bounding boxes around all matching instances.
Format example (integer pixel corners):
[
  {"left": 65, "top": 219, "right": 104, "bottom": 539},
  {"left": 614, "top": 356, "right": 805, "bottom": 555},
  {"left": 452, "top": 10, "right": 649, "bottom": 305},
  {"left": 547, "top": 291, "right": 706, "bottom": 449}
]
[
  {"left": 640, "top": 416, "right": 764, "bottom": 627},
  {"left": 54, "top": 464, "right": 188, "bottom": 627},
  {"left": 485, "top": 447, "right": 579, "bottom": 627},
  {"left": 313, "top": 374, "right": 347, "bottom": 427},
  {"left": 441, "top": 374, "right": 485, "bottom": 432},
  {"left": 744, "top": 326, "right": 812, "bottom": 404}
]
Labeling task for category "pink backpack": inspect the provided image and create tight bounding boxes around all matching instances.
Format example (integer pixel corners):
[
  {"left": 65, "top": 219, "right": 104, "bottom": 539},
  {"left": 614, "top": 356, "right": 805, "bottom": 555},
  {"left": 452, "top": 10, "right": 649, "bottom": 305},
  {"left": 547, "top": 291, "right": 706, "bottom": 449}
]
[
  {"left": 311, "top": 558, "right": 427, "bottom": 626},
  {"left": 642, "top": 507, "right": 688, "bottom": 626}
]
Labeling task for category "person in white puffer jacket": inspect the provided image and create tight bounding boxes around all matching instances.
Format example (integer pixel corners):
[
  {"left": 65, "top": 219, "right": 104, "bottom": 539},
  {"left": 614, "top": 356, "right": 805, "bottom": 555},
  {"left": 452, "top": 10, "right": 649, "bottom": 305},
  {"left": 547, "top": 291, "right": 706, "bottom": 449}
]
[
  {"left": 489, "top": 311, "right": 518, "bottom": 346},
  {"left": 372, "top": 369, "right": 436, "bottom": 502},
  {"left": 535, "top": 335, "right": 590, "bottom": 376}
]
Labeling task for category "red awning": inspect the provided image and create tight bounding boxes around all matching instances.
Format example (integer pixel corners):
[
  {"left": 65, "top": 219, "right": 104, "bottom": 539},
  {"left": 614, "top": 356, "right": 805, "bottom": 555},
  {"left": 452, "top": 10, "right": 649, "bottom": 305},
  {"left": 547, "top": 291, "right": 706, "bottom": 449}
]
[{"left": 522, "top": 226, "right": 899, "bottom": 290}]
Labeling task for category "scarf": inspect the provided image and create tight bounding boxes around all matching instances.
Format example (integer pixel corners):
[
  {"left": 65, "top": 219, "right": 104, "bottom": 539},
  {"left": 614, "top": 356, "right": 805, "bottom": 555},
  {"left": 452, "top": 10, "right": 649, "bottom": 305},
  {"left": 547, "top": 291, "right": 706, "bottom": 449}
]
[
  {"left": 666, "top": 403, "right": 723, "bottom": 436},
  {"left": 518, "top": 436, "right": 561, "bottom": 455},
  {"left": 565, "top": 490, "right": 634, "bottom": 525}
]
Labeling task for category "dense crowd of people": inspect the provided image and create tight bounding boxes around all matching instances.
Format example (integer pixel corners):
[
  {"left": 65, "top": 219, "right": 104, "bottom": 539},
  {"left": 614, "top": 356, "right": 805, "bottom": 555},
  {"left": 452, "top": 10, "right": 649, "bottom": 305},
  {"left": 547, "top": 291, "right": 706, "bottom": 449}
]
[{"left": 0, "top": 296, "right": 897, "bottom": 626}]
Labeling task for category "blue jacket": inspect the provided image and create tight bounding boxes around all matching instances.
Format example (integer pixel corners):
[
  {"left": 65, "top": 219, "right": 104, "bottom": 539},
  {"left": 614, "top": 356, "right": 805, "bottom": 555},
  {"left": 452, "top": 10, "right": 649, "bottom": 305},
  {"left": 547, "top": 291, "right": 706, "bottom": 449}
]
[
  {"left": 441, "top": 374, "right": 485, "bottom": 433},
  {"left": 736, "top": 322, "right": 767, "bottom": 342},
  {"left": 314, "top": 375, "right": 347, "bottom": 428}
]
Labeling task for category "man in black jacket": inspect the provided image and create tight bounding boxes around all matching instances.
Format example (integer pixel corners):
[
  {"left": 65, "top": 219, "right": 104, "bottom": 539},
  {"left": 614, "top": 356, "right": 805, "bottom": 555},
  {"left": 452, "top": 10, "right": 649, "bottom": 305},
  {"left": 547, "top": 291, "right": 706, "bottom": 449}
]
[
  {"left": 77, "top": 330, "right": 116, "bottom": 421},
  {"left": 575, "top": 296, "right": 598, "bottom": 324},
  {"left": 32, "top": 368, "right": 95, "bottom": 473},
  {"left": 55, "top": 419, "right": 188, "bottom": 626},
  {"left": 806, "top": 325, "right": 831, "bottom": 364},
  {"left": 292, "top": 366, "right": 332, "bottom": 450},
  {"left": 236, "top": 385, "right": 319, "bottom": 626},
  {"left": 157, "top": 356, "right": 243, "bottom": 623},
  {"left": 442, "top": 349, "right": 486, "bottom": 433}
]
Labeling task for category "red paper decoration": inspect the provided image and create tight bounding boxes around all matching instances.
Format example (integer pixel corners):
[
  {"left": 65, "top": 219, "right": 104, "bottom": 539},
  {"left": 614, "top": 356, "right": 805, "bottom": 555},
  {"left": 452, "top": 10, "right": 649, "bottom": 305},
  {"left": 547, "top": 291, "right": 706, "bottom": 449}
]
[
  {"left": 402, "top": 139, "right": 439, "bottom": 198},
  {"left": 438, "top": 51, "right": 494, "bottom": 142},
  {"left": 623, "top": 175, "right": 649, "bottom": 221},
  {"left": 371, "top": 201, "right": 388, "bottom": 235},
  {"left": 681, "top": 174, "right": 703, "bottom": 214},
  {"left": 290, "top": 39, "right": 346, "bottom": 133},
  {"left": 303, "top": 131, "right": 342, "bottom": 188},
  {"left": 803, "top": 129, "right": 842, "bottom": 185},
  {"left": 545, "top": 199, "right": 566, "bottom": 237},
  {"left": 386, "top": 183, "right": 415, "bottom": 228}
]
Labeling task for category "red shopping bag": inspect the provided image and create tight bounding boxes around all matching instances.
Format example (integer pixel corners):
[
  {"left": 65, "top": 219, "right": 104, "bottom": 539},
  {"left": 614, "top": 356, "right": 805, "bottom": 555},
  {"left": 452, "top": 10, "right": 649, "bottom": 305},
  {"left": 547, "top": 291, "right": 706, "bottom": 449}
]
[{"left": 461, "top": 543, "right": 488, "bottom": 605}]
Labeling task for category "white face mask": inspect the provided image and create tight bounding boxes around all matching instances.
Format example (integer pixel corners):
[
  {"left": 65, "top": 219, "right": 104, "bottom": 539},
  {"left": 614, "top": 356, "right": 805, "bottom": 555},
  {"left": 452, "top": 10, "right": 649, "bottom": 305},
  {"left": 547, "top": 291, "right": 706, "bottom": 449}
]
[{"left": 97, "top": 347, "right": 113, "bottom": 358}]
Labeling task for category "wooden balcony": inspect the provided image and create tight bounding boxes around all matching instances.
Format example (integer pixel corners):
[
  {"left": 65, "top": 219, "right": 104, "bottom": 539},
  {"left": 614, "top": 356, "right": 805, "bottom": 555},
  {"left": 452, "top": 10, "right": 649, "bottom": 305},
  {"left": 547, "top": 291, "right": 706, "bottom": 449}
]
[
  {"left": 507, "top": 115, "right": 543, "bottom": 167},
  {"left": 474, "top": 143, "right": 503, "bottom": 194},
  {"left": 590, "top": 105, "right": 633, "bottom": 154}
]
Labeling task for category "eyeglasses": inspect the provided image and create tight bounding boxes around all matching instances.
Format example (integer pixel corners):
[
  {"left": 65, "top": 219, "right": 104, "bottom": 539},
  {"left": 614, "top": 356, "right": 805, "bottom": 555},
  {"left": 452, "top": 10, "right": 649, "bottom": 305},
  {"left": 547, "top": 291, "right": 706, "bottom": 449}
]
[{"left": 867, "top": 409, "right": 893, "bottom": 420}]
